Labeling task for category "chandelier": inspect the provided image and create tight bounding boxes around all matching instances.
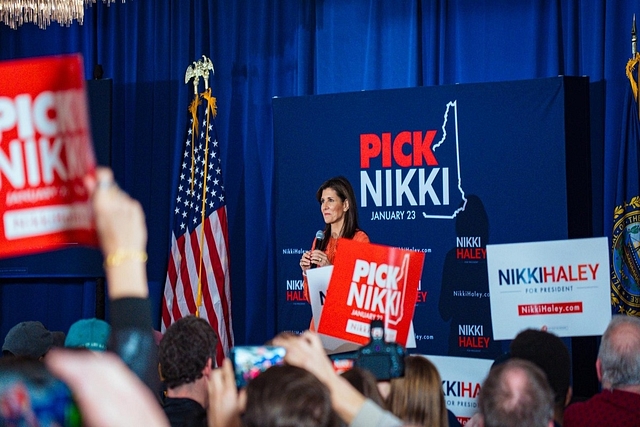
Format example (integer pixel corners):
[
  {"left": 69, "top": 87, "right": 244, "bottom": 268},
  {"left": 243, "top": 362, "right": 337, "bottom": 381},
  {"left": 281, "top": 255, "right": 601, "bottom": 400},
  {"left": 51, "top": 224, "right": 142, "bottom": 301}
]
[{"left": 0, "top": 0, "right": 125, "bottom": 30}]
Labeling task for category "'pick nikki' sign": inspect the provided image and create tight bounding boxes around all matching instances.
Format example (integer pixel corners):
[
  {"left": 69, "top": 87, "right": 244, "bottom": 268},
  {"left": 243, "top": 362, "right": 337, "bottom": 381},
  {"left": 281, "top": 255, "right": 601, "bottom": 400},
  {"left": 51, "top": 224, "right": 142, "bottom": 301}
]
[
  {"left": 0, "top": 54, "right": 97, "bottom": 257},
  {"left": 318, "top": 239, "right": 424, "bottom": 346}
]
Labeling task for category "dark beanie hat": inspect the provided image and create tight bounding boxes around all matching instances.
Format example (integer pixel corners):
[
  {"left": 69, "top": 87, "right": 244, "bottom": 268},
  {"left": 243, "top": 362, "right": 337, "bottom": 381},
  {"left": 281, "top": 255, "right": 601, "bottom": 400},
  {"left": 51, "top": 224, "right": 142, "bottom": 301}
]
[
  {"left": 2, "top": 321, "right": 54, "bottom": 358},
  {"left": 510, "top": 329, "right": 571, "bottom": 406}
]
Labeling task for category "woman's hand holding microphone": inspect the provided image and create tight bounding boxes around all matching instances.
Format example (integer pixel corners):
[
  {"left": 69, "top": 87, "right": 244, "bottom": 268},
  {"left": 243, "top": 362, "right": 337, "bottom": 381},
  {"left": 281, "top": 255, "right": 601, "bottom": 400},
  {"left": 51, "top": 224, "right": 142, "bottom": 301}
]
[{"left": 300, "top": 250, "right": 330, "bottom": 274}]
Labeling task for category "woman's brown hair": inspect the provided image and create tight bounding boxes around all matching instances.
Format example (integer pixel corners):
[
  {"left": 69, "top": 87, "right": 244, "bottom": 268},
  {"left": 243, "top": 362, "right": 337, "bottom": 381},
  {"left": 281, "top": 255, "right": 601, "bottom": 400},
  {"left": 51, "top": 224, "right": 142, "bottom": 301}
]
[
  {"left": 386, "top": 355, "right": 448, "bottom": 427},
  {"left": 315, "top": 176, "right": 362, "bottom": 251}
]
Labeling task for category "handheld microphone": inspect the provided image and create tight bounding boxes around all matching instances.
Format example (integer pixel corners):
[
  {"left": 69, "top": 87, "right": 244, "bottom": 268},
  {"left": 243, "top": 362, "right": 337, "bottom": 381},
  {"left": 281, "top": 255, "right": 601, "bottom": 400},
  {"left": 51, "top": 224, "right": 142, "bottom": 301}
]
[{"left": 310, "top": 230, "right": 325, "bottom": 269}]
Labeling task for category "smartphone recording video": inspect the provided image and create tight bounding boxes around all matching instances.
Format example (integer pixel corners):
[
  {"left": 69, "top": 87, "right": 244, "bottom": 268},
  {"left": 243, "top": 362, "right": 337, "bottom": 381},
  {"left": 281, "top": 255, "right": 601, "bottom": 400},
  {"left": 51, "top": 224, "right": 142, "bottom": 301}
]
[
  {"left": 230, "top": 346, "right": 286, "bottom": 388},
  {"left": 0, "top": 358, "right": 81, "bottom": 426}
]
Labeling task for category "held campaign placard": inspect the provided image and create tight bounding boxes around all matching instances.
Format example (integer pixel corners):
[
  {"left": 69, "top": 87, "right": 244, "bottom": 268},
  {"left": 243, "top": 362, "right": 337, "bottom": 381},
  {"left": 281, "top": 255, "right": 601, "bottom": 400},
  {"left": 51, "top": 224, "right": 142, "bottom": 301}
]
[
  {"left": 317, "top": 239, "right": 425, "bottom": 346},
  {"left": 487, "top": 237, "right": 612, "bottom": 339},
  {"left": 0, "top": 54, "right": 97, "bottom": 257}
]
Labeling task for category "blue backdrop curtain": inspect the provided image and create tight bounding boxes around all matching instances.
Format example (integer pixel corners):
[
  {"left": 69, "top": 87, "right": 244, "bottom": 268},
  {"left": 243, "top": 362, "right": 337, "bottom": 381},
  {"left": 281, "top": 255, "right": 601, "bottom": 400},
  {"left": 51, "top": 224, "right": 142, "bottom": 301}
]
[{"left": 0, "top": 0, "right": 632, "bottom": 347}]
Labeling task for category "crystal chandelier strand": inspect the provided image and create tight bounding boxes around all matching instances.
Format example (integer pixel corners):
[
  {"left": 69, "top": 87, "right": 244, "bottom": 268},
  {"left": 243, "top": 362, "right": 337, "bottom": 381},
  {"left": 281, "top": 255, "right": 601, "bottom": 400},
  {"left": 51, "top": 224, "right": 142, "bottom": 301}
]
[{"left": 0, "top": 0, "right": 124, "bottom": 30}]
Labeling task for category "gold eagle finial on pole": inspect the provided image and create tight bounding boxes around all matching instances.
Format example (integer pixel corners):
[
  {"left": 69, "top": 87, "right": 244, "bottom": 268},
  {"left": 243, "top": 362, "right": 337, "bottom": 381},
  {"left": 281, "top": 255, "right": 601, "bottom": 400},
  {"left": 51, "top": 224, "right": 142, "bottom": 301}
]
[
  {"left": 185, "top": 61, "right": 201, "bottom": 95},
  {"left": 185, "top": 55, "right": 215, "bottom": 93},
  {"left": 198, "top": 55, "right": 215, "bottom": 90}
]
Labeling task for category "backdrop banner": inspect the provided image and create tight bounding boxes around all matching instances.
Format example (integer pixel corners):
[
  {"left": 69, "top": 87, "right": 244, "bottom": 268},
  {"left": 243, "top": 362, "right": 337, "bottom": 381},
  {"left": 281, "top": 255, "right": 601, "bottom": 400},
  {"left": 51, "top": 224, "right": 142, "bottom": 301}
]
[{"left": 274, "top": 76, "right": 591, "bottom": 358}]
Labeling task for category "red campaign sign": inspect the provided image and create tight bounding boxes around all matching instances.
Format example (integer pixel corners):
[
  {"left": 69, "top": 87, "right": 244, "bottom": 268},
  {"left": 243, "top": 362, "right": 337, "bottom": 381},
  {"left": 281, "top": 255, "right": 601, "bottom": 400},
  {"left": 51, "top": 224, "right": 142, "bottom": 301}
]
[
  {"left": 0, "top": 54, "right": 97, "bottom": 257},
  {"left": 317, "top": 239, "right": 425, "bottom": 346}
]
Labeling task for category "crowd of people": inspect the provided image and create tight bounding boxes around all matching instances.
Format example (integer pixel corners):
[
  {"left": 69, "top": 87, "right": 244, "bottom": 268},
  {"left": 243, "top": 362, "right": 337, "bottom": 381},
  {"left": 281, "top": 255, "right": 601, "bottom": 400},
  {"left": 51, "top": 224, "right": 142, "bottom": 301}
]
[{"left": 1, "top": 169, "right": 639, "bottom": 427}]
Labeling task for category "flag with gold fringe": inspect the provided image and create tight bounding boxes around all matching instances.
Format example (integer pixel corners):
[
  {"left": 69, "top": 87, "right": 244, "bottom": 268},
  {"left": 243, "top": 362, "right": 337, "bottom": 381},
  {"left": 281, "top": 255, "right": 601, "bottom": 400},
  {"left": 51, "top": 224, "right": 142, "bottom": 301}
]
[
  {"left": 161, "top": 57, "right": 234, "bottom": 365},
  {"left": 611, "top": 51, "right": 640, "bottom": 316}
]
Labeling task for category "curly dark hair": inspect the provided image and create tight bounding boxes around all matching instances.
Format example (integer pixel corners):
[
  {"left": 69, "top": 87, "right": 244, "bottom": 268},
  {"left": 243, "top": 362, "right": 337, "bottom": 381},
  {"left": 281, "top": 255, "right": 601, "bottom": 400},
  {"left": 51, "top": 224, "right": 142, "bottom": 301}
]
[
  {"left": 243, "top": 365, "right": 339, "bottom": 427},
  {"left": 159, "top": 316, "right": 218, "bottom": 389}
]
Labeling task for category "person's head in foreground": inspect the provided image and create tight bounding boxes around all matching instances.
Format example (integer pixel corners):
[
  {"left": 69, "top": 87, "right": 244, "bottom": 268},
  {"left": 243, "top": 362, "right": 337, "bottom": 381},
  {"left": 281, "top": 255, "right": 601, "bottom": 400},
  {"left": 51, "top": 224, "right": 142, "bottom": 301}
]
[
  {"left": 509, "top": 328, "right": 572, "bottom": 424},
  {"left": 478, "top": 358, "right": 554, "bottom": 427},
  {"left": 2, "top": 321, "right": 53, "bottom": 360},
  {"left": 159, "top": 315, "right": 218, "bottom": 405},
  {"left": 597, "top": 314, "right": 640, "bottom": 389},
  {"left": 340, "top": 366, "right": 386, "bottom": 408},
  {"left": 243, "top": 364, "right": 339, "bottom": 427},
  {"left": 64, "top": 318, "right": 111, "bottom": 352},
  {"left": 385, "top": 355, "right": 448, "bottom": 427}
]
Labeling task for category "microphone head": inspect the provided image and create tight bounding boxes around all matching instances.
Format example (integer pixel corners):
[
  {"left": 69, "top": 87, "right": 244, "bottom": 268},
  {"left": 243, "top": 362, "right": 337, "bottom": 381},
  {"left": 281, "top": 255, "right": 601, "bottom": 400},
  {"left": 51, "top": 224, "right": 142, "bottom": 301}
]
[{"left": 315, "top": 230, "right": 325, "bottom": 240}]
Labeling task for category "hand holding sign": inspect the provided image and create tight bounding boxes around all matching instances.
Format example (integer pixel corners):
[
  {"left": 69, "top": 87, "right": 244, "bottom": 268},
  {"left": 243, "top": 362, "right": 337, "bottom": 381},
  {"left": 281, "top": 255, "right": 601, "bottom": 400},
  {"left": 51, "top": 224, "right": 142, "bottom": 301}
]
[{"left": 84, "top": 167, "right": 148, "bottom": 299}]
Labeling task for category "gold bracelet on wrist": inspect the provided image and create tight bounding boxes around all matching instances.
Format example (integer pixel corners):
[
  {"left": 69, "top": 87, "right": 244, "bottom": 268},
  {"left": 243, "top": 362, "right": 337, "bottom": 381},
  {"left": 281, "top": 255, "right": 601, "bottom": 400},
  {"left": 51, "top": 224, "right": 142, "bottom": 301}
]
[{"left": 104, "top": 249, "right": 148, "bottom": 268}]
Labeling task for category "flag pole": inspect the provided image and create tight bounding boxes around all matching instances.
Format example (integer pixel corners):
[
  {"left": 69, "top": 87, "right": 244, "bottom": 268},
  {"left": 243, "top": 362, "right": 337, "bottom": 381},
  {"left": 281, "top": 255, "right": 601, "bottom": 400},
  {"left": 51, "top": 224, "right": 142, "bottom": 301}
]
[
  {"left": 184, "top": 60, "right": 204, "bottom": 317},
  {"left": 627, "top": 15, "right": 640, "bottom": 120},
  {"left": 633, "top": 15, "right": 639, "bottom": 119},
  {"left": 194, "top": 55, "right": 215, "bottom": 318}
]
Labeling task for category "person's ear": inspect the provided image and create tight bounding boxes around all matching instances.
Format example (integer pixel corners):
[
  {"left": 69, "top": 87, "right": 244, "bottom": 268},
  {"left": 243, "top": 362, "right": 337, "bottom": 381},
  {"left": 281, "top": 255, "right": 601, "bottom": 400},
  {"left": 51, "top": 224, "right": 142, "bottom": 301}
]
[
  {"left": 203, "top": 357, "right": 214, "bottom": 377},
  {"left": 343, "top": 199, "right": 350, "bottom": 212},
  {"left": 564, "top": 386, "right": 573, "bottom": 407},
  {"left": 596, "top": 359, "right": 603, "bottom": 382},
  {"left": 238, "top": 388, "right": 247, "bottom": 412},
  {"left": 158, "top": 363, "right": 165, "bottom": 381},
  {"left": 376, "top": 380, "right": 390, "bottom": 400}
]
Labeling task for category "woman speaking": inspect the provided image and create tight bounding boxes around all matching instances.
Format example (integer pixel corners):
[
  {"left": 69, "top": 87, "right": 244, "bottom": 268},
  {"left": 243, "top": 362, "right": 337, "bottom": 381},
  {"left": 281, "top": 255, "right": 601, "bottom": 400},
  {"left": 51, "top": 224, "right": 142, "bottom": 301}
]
[{"left": 299, "top": 176, "right": 369, "bottom": 328}]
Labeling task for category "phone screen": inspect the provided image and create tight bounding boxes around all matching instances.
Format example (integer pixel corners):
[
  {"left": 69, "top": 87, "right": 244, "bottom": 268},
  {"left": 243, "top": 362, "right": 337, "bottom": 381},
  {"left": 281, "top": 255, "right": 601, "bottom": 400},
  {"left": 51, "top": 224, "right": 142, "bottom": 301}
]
[
  {"left": 331, "top": 357, "right": 355, "bottom": 374},
  {"left": 0, "top": 359, "right": 81, "bottom": 426},
  {"left": 230, "top": 346, "right": 286, "bottom": 388}
]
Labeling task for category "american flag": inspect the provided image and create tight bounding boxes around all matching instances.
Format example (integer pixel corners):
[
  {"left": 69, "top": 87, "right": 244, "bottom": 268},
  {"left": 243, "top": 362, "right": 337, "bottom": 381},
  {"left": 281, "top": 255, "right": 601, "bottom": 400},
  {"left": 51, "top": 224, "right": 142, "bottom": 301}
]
[{"left": 162, "top": 88, "right": 233, "bottom": 366}]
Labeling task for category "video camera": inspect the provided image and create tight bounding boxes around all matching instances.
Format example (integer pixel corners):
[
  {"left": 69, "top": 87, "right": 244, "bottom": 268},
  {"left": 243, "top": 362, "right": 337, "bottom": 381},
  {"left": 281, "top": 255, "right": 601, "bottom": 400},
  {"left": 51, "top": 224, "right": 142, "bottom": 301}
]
[{"left": 331, "top": 319, "right": 406, "bottom": 381}]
